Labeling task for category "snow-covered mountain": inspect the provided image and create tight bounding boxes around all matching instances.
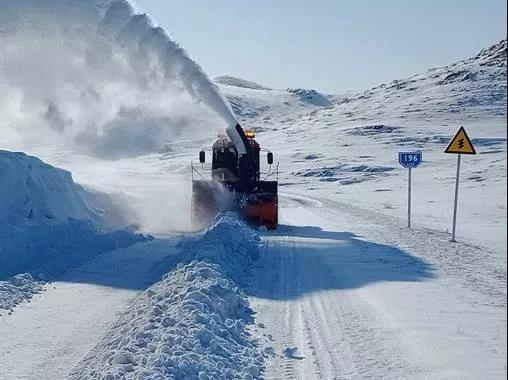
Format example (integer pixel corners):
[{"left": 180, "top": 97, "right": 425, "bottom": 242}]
[
  {"left": 332, "top": 38, "right": 507, "bottom": 124},
  {"left": 214, "top": 75, "right": 338, "bottom": 130},
  {"left": 218, "top": 39, "right": 506, "bottom": 127}
]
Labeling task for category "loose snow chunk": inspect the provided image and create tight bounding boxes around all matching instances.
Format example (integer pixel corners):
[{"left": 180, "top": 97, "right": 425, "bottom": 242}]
[
  {"left": 112, "top": 352, "right": 137, "bottom": 365},
  {"left": 282, "top": 346, "right": 299, "bottom": 358}
]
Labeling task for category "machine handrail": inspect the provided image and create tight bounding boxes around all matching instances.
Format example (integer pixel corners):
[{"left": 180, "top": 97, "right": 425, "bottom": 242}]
[
  {"left": 261, "top": 162, "right": 279, "bottom": 182},
  {"left": 191, "top": 162, "right": 208, "bottom": 181}
]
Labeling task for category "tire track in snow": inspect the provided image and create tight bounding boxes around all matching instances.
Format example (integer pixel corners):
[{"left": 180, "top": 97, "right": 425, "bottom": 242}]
[
  {"left": 254, "top": 194, "right": 506, "bottom": 378},
  {"left": 305, "top": 256, "right": 413, "bottom": 379},
  {"left": 249, "top": 236, "right": 319, "bottom": 379},
  {"left": 249, "top": 211, "right": 422, "bottom": 379},
  {"left": 292, "top": 238, "right": 344, "bottom": 379},
  {"left": 292, "top": 192, "right": 506, "bottom": 308}
]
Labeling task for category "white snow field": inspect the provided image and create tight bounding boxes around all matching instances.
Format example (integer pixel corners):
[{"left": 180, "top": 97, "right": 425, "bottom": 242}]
[{"left": 0, "top": 0, "right": 506, "bottom": 379}]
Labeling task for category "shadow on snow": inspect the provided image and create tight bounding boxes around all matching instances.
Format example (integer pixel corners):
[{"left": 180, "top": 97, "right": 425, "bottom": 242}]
[
  {"left": 2, "top": 223, "right": 434, "bottom": 298},
  {"left": 248, "top": 224, "right": 434, "bottom": 300}
]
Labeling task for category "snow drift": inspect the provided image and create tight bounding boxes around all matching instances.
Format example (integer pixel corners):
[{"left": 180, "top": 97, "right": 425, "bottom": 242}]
[
  {"left": 0, "top": 0, "right": 236, "bottom": 159},
  {"left": 0, "top": 150, "right": 147, "bottom": 281},
  {"left": 70, "top": 215, "right": 264, "bottom": 380},
  {"left": 0, "top": 150, "right": 99, "bottom": 227}
]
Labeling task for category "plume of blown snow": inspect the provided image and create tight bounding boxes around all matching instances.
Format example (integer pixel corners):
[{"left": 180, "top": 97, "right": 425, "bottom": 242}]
[{"left": 0, "top": 0, "right": 236, "bottom": 159}]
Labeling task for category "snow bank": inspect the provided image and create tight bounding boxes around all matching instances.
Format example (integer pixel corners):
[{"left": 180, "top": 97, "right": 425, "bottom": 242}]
[
  {"left": 0, "top": 150, "right": 147, "bottom": 287},
  {"left": 0, "top": 273, "right": 44, "bottom": 314},
  {"left": 71, "top": 216, "right": 264, "bottom": 380},
  {"left": 0, "top": 150, "right": 99, "bottom": 227},
  {"left": 191, "top": 214, "right": 261, "bottom": 285}
]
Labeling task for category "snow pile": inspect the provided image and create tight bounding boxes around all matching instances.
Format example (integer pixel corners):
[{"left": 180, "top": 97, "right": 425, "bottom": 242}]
[
  {"left": 191, "top": 214, "right": 261, "bottom": 285},
  {"left": 0, "top": 150, "right": 99, "bottom": 227},
  {"left": 0, "top": 150, "right": 147, "bottom": 279},
  {"left": 0, "top": 0, "right": 235, "bottom": 159},
  {"left": 1, "top": 219, "right": 149, "bottom": 279},
  {"left": 71, "top": 216, "right": 263, "bottom": 380},
  {"left": 0, "top": 273, "right": 44, "bottom": 314}
]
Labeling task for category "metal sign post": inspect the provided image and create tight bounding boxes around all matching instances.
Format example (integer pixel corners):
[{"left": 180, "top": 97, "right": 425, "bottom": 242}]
[
  {"left": 444, "top": 126, "right": 477, "bottom": 242},
  {"left": 451, "top": 154, "right": 462, "bottom": 242},
  {"left": 398, "top": 151, "right": 422, "bottom": 228},
  {"left": 407, "top": 167, "right": 412, "bottom": 228}
]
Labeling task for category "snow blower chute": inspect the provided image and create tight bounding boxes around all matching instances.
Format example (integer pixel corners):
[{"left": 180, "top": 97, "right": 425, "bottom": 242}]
[{"left": 191, "top": 123, "right": 278, "bottom": 229}]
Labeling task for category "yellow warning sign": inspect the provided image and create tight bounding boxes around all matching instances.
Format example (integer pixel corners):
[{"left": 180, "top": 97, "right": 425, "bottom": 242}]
[{"left": 444, "top": 126, "right": 476, "bottom": 154}]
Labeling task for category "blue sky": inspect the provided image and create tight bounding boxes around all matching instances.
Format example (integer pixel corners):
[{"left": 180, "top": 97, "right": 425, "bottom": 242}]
[{"left": 133, "top": 0, "right": 506, "bottom": 94}]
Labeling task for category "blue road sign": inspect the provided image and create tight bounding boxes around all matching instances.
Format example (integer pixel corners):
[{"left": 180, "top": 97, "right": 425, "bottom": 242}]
[{"left": 399, "top": 151, "right": 422, "bottom": 168}]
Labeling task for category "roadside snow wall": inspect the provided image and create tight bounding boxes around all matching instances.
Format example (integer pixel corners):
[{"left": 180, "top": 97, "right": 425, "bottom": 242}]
[
  {"left": 69, "top": 215, "right": 264, "bottom": 380},
  {"left": 0, "top": 150, "right": 147, "bottom": 293},
  {"left": 0, "top": 273, "right": 44, "bottom": 313}
]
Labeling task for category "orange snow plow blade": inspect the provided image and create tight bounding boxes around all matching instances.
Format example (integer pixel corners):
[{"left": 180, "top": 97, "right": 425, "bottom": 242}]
[
  {"left": 191, "top": 179, "right": 278, "bottom": 230},
  {"left": 242, "top": 197, "right": 278, "bottom": 230},
  {"left": 241, "top": 182, "right": 278, "bottom": 229}
]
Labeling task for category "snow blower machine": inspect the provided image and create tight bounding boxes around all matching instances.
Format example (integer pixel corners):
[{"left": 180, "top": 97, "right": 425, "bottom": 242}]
[{"left": 191, "top": 123, "right": 278, "bottom": 230}]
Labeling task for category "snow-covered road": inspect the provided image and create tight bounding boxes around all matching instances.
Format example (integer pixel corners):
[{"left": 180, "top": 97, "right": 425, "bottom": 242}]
[
  {"left": 249, "top": 194, "right": 506, "bottom": 379},
  {"left": 0, "top": 237, "right": 182, "bottom": 380},
  {"left": 0, "top": 194, "right": 505, "bottom": 379}
]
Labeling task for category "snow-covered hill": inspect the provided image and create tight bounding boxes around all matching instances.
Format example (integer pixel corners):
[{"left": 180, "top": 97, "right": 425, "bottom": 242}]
[
  {"left": 214, "top": 75, "right": 337, "bottom": 130},
  {"left": 219, "top": 39, "right": 506, "bottom": 127},
  {"left": 217, "top": 40, "right": 507, "bottom": 251},
  {"left": 214, "top": 75, "right": 272, "bottom": 90},
  {"left": 331, "top": 39, "right": 507, "bottom": 124}
]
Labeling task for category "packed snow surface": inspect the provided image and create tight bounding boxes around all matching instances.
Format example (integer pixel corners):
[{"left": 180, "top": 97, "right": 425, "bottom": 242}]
[{"left": 249, "top": 195, "right": 506, "bottom": 379}]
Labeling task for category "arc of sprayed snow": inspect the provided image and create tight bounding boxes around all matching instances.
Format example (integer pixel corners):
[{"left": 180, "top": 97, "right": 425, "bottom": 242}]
[{"left": 100, "top": 0, "right": 246, "bottom": 154}]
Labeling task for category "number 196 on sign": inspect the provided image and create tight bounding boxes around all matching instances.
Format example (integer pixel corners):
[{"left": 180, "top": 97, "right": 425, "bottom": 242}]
[{"left": 399, "top": 151, "right": 422, "bottom": 168}]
